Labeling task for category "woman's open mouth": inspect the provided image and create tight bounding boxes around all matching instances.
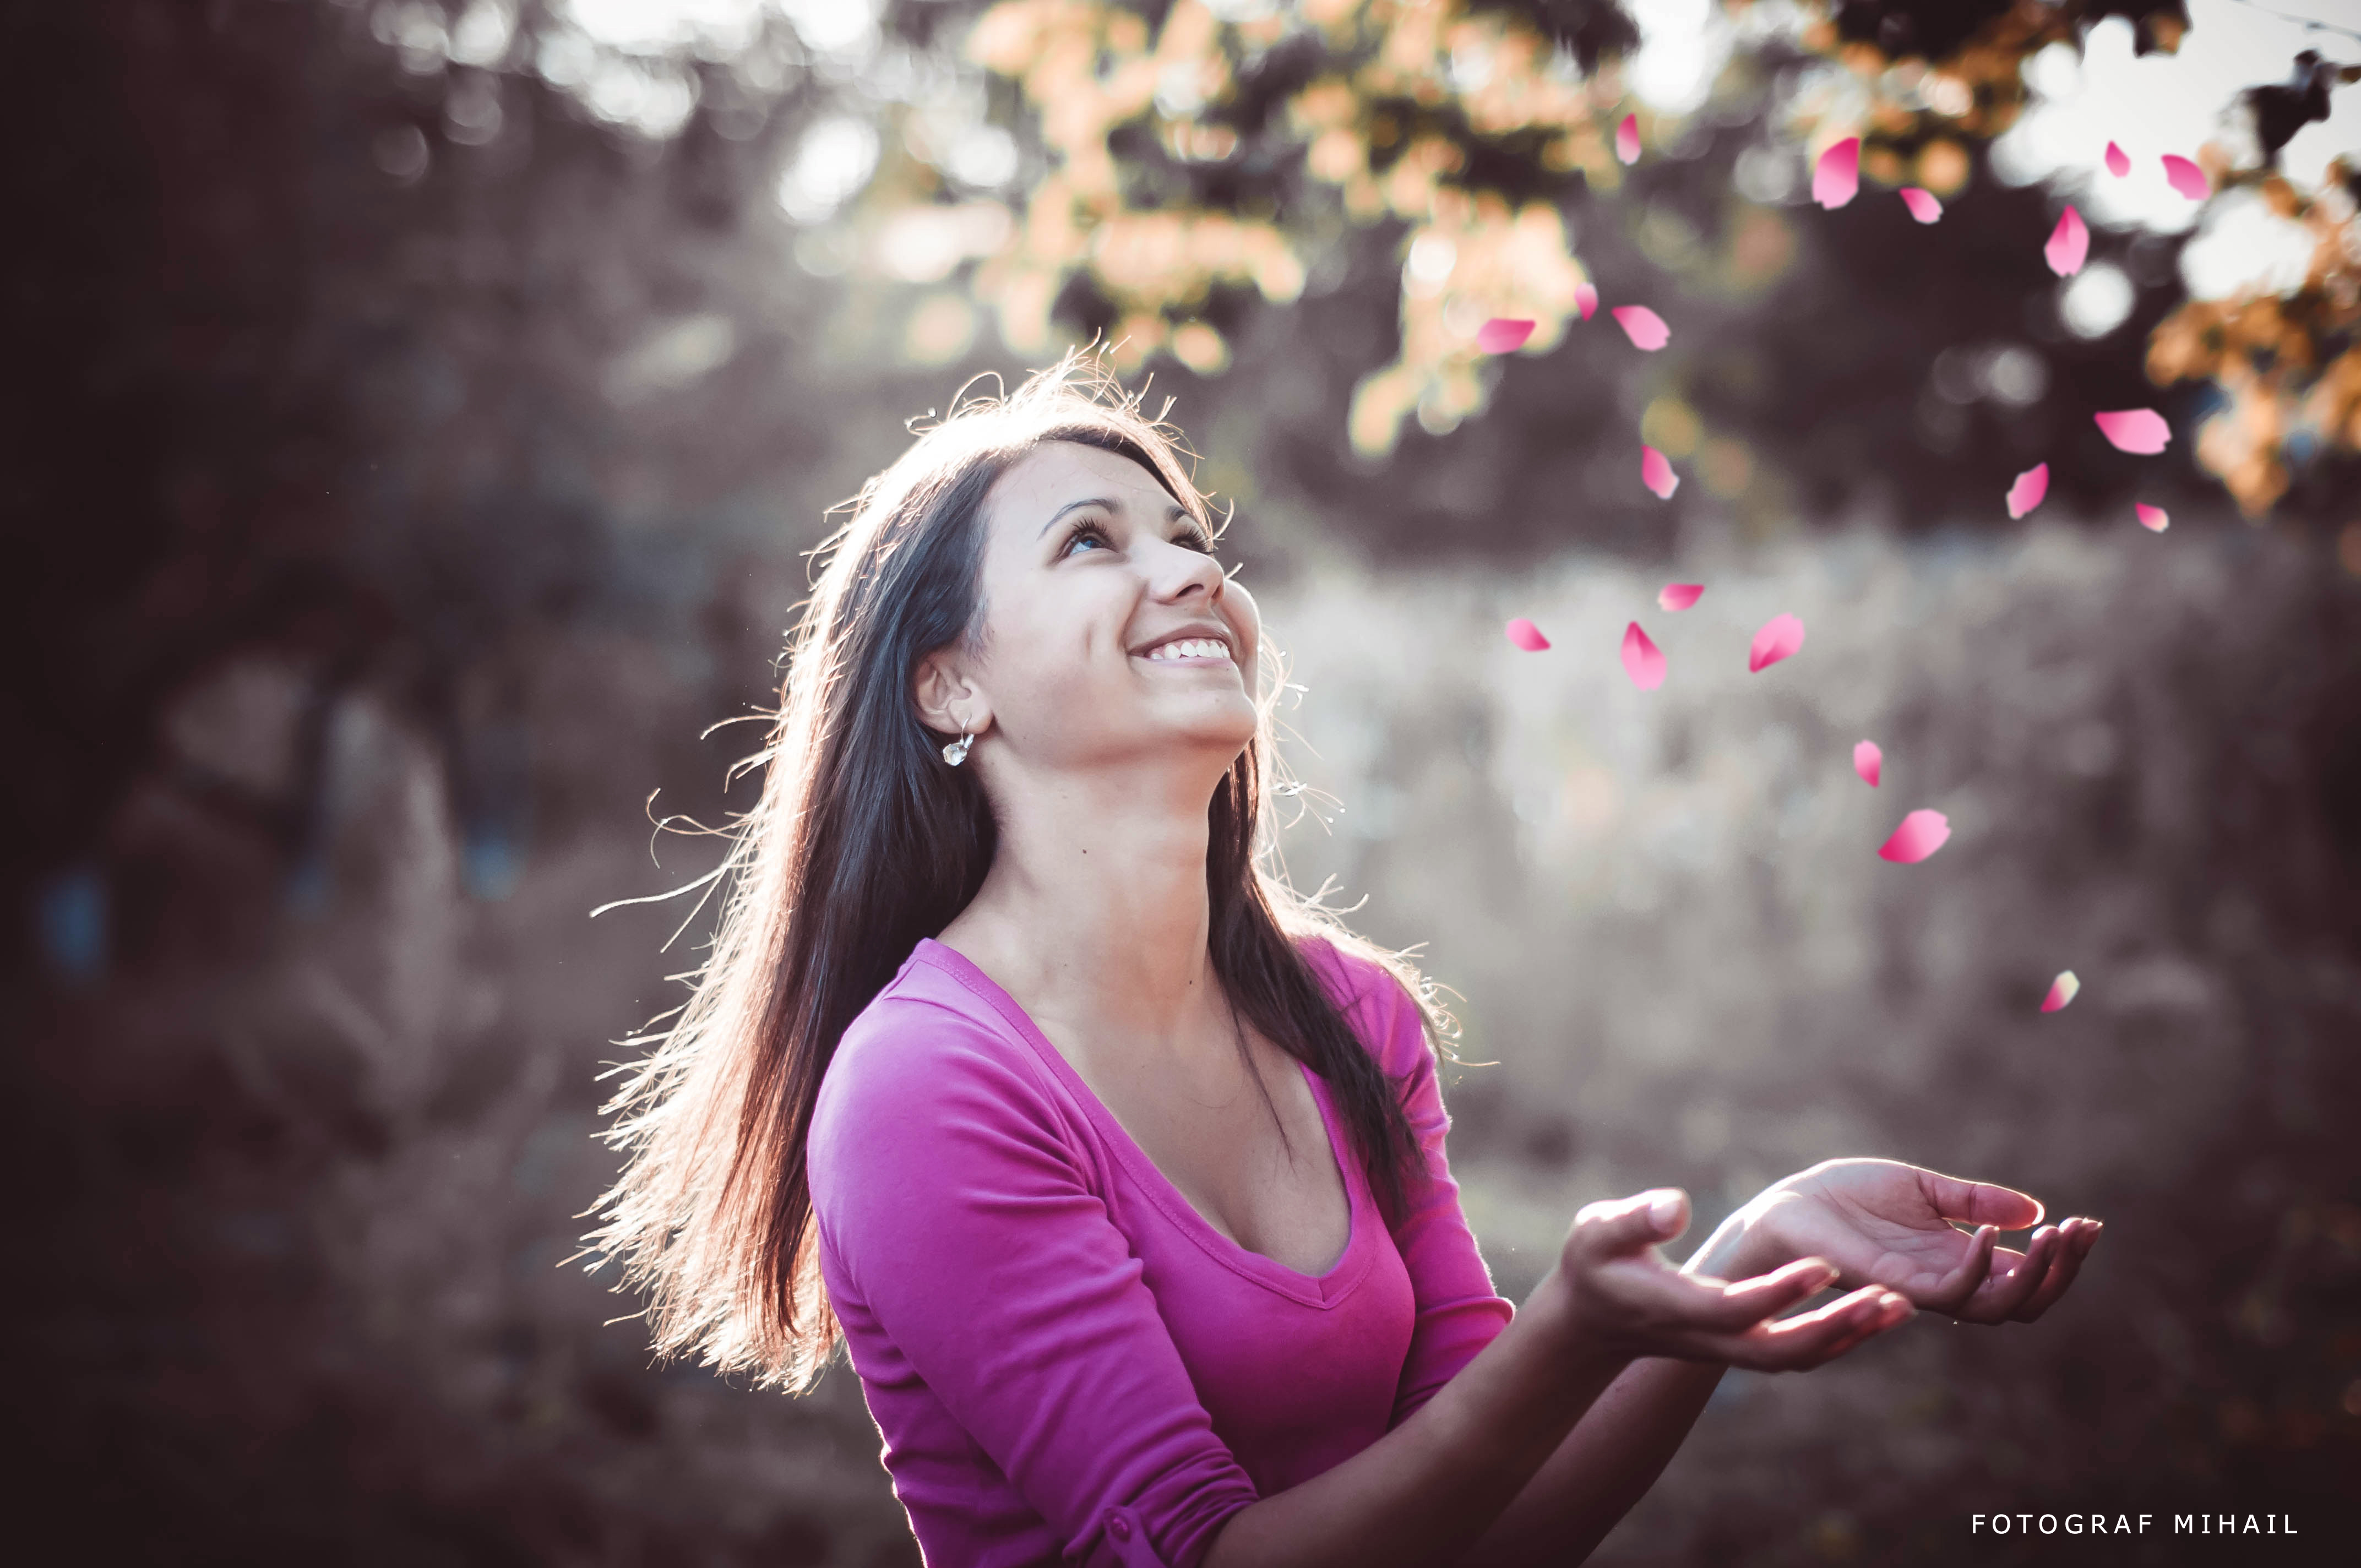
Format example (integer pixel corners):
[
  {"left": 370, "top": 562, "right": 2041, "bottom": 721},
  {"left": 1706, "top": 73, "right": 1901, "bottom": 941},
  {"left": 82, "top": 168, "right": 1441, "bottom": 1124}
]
[{"left": 1136, "top": 636, "right": 1234, "bottom": 666}]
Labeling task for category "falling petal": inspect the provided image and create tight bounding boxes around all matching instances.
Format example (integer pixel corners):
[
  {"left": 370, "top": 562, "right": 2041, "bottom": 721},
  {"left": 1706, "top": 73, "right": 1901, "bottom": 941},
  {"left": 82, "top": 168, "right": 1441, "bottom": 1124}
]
[
  {"left": 1748, "top": 612, "right": 1805, "bottom": 673},
  {"left": 1899, "top": 187, "right": 1943, "bottom": 224},
  {"left": 2135, "top": 503, "right": 2169, "bottom": 532},
  {"left": 2006, "top": 462, "right": 2049, "bottom": 519},
  {"left": 2162, "top": 154, "right": 2211, "bottom": 200},
  {"left": 1657, "top": 582, "right": 1704, "bottom": 611},
  {"left": 1621, "top": 621, "right": 1666, "bottom": 690},
  {"left": 2104, "top": 141, "right": 2130, "bottom": 178},
  {"left": 1877, "top": 809, "right": 1951, "bottom": 864},
  {"left": 1812, "top": 137, "right": 1860, "bottom": 209},
  {"left": 1613, "top": 305, "right": 1669, "bottom": 350},
  {"left": 1505, "top": 617, "right": 1551, "bottom": 651},
  {"left": 2044, "top": 205, "right": 2089, "bottom": 276},
  {"left": 2041, "top": 970, "right": 2081, "bottom": 1013},
  {"left": 1575, "top": 282, "right": 1598, "bottom": 320},
  {"left": 2093, "top": 407, "right": 2171, "bottom": 454},
  {"left": 1641, "top": 445, "right": 1679, "bottom": 499},
  {"left": 1476, "top": 317, "right": 1536, "bottom": 355},
  {"left": 1615, "top": 113, "right": 1641, "bottom": 165},
  {"left": 1853, "top": 741, "right": 1882, "bottom": 788}
]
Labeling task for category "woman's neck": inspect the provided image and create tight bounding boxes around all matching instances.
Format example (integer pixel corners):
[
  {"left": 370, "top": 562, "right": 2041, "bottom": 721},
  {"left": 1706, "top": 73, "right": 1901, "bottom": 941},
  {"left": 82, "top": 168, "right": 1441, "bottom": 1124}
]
[{"left": 935, "top": 756, "right": 1231, "bottom": 1055}]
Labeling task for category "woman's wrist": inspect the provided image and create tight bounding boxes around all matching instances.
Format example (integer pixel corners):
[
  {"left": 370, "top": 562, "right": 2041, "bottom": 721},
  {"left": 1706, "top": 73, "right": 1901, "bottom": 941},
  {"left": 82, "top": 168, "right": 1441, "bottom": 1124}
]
[
  {"left": 1522, "top": 1264, "right": 1641, "bottom": 1382},
  {"left": 1679, "top": 1203, "right": 1789, "bottom": 1282}
]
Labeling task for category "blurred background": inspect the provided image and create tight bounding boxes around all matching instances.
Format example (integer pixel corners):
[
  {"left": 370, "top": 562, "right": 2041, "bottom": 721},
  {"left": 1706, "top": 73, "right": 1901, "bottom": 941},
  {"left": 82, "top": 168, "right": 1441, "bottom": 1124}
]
[{"left": 7, "top": 0, "right": 2360, "bottom": 1564}]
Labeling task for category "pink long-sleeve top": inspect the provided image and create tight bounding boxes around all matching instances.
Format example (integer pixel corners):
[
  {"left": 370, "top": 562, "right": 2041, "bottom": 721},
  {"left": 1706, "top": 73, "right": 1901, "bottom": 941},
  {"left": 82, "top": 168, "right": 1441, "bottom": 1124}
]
[{"left": 807, "top": 935, "right": 1516, "bottom": 1568}]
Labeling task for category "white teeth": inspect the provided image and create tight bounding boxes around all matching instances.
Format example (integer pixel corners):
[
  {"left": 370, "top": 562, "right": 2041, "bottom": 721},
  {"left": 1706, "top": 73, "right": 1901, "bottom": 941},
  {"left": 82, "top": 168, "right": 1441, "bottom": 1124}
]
[{"left": 1146, "top": 638, "right": 1229, "bottom": 662}]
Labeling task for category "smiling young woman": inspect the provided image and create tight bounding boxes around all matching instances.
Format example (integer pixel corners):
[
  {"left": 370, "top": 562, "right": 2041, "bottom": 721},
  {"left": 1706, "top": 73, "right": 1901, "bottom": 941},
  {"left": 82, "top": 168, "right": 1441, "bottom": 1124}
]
[{"left": 590, "top": 357, "right": 2101, "bottom": 1568}]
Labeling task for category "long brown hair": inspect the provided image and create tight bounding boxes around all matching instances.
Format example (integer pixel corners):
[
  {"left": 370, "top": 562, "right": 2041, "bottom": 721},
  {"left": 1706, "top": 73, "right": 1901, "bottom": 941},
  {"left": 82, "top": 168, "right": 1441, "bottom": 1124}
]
[{"left": 589, "top": 355, "right": 1459, "bottom": 1391}]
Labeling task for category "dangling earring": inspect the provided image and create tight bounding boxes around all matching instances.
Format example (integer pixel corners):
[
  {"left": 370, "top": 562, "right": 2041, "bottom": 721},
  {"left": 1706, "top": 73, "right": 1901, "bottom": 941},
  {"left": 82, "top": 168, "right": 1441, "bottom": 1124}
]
[{"left": 941, "top": 730, "right": 973, "bottom": 767}]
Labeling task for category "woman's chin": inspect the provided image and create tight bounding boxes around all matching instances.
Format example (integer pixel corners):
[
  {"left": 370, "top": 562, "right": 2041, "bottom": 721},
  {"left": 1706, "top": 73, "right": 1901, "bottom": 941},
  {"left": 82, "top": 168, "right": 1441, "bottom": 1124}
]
[{"left": 1147, "top": 698, "right": 1259, "bottom": 755}]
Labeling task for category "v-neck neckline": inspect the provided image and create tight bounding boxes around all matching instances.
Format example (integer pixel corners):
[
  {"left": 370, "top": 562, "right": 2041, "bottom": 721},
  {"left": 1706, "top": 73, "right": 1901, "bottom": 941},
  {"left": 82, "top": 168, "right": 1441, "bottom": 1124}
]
[{"left": 911, "top": 937, "right": 1373, "bottom": 1308}]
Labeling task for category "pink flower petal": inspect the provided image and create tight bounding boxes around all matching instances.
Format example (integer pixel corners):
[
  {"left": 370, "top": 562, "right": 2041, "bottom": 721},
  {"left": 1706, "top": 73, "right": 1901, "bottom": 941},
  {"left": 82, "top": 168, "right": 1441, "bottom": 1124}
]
[
  {"left": 1620, "top": 621, "right": 1666, "bottom": 690},
  {"left": 2093, "top": 407, "right": 2171, "bottom": 454},
  {"left": 1747, "top": 612, "right": 1805, "bottom": 674},
  {"left": 2135, "top": 503, "right": 2169, "bottom": 532},
  {"left": 1505, "top": 617, "right": 1551, "bottom": 651},
  {"left": 2104, "top": 141, "right": 2130, "bottom": 178},
  {"left": 1657, "top": 582, "right": 1704, "bottom": 612},
  {"left": 1641, "top": 445, "right": 1679, "bottom": 499},
  {"left": 1612, "top": 305, "right": 1669, "bottom": 351},
  {"left": 1853, "top": 741, "right": 1882, "bottom": 788},
  {"left": 2006, "top": 462, "right": 2049, "bottom": 519},
  {"left": 1575, "top": 282, "right": 1598, "bottom": 320},
  {"left": 1877, "top": 809, "right": 1951, "bottom": 864},
  {"left": 1812, "top": 137, "right": 1860, "bottom": 209},
  {"left": 1476, "top": 317, "right": 1536, "bottom": 355},
  {"left": 2162, "top": 154, "right": 2211, "bottom": 200},
  {"left": 1615, "top": 113, "right": 1641, "bottom": 166},
  {"left": 2044, "top": 205, "right": 2089, "bottom": 276},
  {"left": 1899, "top": 187, "right": 1943, "bottom": 224},
  {"left": 2041, "top": 970, "right": 2081, "bottom": 1013}
]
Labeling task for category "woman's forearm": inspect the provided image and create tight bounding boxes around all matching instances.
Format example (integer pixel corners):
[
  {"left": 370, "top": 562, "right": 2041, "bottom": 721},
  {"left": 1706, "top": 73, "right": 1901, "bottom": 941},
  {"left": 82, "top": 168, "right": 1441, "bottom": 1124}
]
[
  {"left": 1198, "top": 1267, "right": 1635, "bottom": 1568},
  {"left": 1448, "top": 1356, "right": 1727, "bottom": 1565},
  {"left": 1444, "top": 1217, "right": 1784, "bottom": 1565}
]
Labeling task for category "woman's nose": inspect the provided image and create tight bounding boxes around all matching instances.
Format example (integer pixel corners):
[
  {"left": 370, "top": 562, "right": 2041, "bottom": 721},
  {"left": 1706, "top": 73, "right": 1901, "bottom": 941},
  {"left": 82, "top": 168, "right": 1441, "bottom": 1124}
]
[{"left": 1152, "top": 537, "right": 1225, "bottom": 601}]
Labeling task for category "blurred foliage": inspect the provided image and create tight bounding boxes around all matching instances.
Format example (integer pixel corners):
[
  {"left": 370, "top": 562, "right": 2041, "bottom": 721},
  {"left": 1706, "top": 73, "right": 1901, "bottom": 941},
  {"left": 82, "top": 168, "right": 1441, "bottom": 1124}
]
[
  {"left": 203, "top": 0, "right": 2357, "bottom": 544},
  {"left": 837, "top": 0, "right": 2359, "bottom": 519},
  {"left": 2149, "top": 155, "right": 2361, "bottom": 514}
]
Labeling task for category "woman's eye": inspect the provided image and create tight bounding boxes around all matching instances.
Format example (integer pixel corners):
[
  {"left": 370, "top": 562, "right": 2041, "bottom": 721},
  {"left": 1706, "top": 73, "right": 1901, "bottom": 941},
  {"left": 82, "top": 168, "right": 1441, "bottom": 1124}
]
[{"left": 1060, "top": 519, "right": 1216, "bottom": 556}]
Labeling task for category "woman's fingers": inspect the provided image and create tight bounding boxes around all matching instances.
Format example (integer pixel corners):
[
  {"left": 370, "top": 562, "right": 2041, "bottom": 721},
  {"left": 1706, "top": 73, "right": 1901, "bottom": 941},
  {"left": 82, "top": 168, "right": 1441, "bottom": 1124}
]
[
  {"left": 1569, "top": 1221, "right": 1853, "bottom": 1358},
  {"left": 1566, "top": 1188, "right": 1688, "bottom": 1267},
  {"left": 1674, "top": 1256, "right": 1843, "bottom": 1334},
  {"left": 1924, "top": 1222, "right": 1999, "bottom": 1310},
  {"left": 2004, "top": 1224, "right": 2076, "bottom": 1322},
  {"left": 1956, "top": 1228, "right": 2058, "bottom": 1324},
  {"left": 1627, "top": 1273, "right": 1915, "bottom": 1374},
  {"left": 2008, "top": 1218, "right": 2101, "bottom": 1322},
  {"left": 1914, "top": 1166, "right": 2044, "bottom": 1231},
  {"left": 1704, "top": 1285, "right": 1917, "bottom": 1372},
  {"left": 1582, "top": 1251, "right": 1836, "bottom": 1346}
]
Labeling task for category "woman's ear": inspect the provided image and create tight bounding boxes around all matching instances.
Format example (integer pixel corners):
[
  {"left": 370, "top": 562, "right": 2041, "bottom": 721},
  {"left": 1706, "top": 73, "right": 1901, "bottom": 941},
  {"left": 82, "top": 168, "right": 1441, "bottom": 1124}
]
[{"left": 913, "top": 647, "right": 990, "bottom": 741}]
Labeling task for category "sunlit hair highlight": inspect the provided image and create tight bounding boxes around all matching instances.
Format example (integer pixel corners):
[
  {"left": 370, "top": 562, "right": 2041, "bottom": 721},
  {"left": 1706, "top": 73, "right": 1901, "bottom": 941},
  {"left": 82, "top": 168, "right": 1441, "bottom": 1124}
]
[{"left": 587, "top": 350, "right": 1459, "bottom": 1391}]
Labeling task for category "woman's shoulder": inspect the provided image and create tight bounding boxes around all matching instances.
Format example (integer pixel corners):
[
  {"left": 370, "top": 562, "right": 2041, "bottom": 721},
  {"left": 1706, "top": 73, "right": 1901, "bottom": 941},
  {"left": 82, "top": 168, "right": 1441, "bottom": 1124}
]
[
  {"left": 813, "top": 946, "right": 1065, "bottom": 1156},
  {"left": 809, "top": 946, "right": 1101, "bottom": 1295}
]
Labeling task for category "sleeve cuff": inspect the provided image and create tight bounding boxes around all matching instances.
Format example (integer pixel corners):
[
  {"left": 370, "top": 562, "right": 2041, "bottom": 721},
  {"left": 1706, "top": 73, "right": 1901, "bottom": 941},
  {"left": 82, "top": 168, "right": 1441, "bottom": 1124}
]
[{"left": 1087, "top": 1505, "right": 1171, "bottom": 1568}]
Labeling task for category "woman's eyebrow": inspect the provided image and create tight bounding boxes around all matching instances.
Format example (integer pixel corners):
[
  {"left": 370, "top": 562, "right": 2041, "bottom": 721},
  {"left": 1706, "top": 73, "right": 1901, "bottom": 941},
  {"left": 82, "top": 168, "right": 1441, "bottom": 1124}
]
[{"left": 1036, "top": 497, "right": 1194, "bottom": 537}]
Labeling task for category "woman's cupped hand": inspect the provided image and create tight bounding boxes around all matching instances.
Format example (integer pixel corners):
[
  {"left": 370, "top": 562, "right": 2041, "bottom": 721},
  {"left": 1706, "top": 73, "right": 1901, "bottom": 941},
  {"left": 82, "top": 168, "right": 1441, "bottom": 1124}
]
[
  {"left": 1550, "top": 1159, "right": 2099, "bottom": 1372},
  {"left": 1712, "top": 1157, "right": 2102, "bottom": 1325},
  {"left": 1551, "top": 1188, "right": 1918, "bottom": 1371}
]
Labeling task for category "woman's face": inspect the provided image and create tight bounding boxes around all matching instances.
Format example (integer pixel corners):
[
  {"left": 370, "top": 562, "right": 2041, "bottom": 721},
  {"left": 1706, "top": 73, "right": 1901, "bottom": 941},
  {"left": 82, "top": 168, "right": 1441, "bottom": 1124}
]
[{"left": 923, "top": 439, "right": 1260, "bottom": 778}]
